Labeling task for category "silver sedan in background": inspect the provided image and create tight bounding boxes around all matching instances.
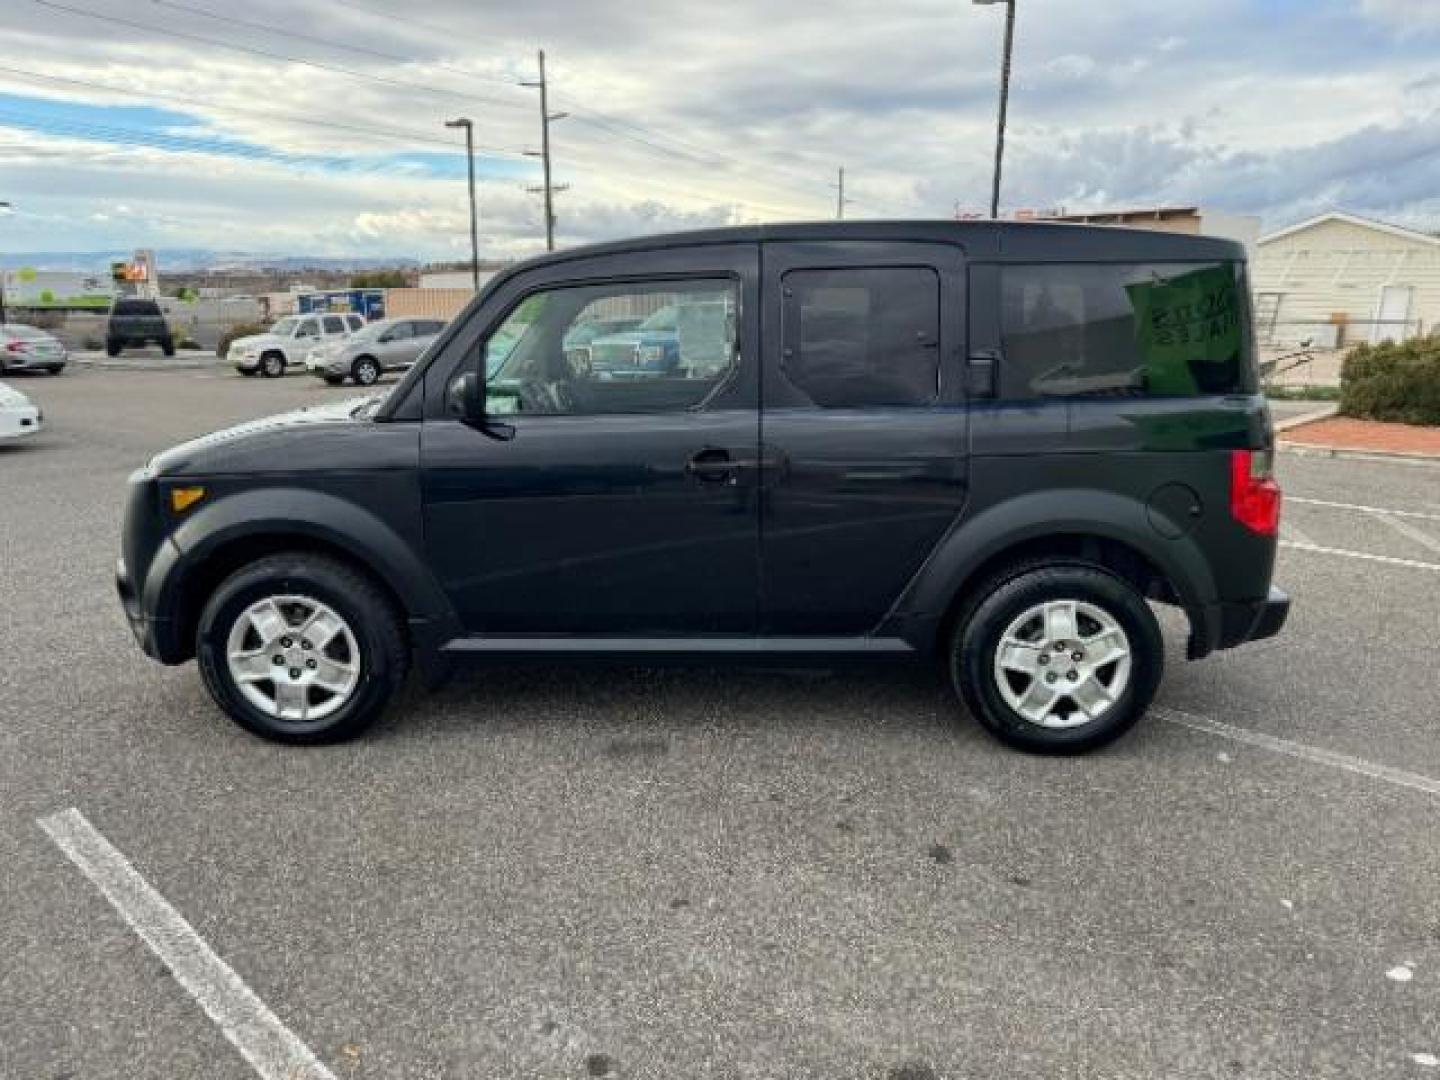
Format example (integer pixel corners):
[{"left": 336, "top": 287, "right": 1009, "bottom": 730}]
[
  {"left": 1, "top": 323, "right": 68, "bottom": 375},
  {"left": 305, "top": 317, "right": 447, "bottom": 386}
]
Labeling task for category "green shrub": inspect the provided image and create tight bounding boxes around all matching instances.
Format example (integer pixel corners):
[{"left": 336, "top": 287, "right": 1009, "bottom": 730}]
[
  {"left": 1339, "top": 336, "right": 1440, "bottom": 426},
  {"left": 215, "top": 322, "right": 268, "bottom": 358}
]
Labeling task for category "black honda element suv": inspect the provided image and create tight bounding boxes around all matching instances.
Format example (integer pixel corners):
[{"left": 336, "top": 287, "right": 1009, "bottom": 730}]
[{"left": 117, "top": 222, "right": 1288, "bottom": 753}]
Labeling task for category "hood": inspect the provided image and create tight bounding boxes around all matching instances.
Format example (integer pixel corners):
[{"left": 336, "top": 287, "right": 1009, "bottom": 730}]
[
  {"left": 148, "top": 395, "right": 375, "bottom": 476},
  {"left": 0, "top": 380, "right": 33, "bottom": 408},
  {"left": 229, "top": 333, "right": 281, "bottom": 352}
]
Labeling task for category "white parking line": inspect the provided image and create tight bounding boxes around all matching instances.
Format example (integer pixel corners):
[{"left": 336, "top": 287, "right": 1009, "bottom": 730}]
[
  {"left": 37, "top": 808, "right": 336, "bottom": 1080},
  {"left": 1287, "top": 496, "right": 1440, "bottom": 523},
  {"left": 1280, "top": 540, "right": 1440, "bottom": 573},
  {"left": 1282, "top": 522, "right": 1321, "bottom": 548},
  {"left": 1373, "top": 513, "right": 1440, "bottom": 557},
  {"left": 1158, "top": 709, "right": 1440, "bottom": 798}
]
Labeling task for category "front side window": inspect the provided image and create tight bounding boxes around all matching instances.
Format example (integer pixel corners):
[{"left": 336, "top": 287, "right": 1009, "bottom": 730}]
[
  {"left": 385, "top": 322, "right": 413, "bottom": 341},
  {"left": 322, "top": 315, "right": 346, "bottom": 334},
  {"left": 999, "top": 262, "right": 1253, "bottom": 399},
  {"left": 294, "top": 318, "right": 319, "bottom": 338},
  {"left": 478, "top": 279, "right": 738, "bottom": 415},
  {"left": 780, "top": 266, "right": 940, "bottom": 408}
]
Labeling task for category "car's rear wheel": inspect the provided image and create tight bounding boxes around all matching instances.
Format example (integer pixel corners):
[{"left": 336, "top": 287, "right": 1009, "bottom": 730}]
[
  {"left": 196, "top": 553, "right": 408, "bottom": 744},
  {"left": 105, "top": 341, "right": 122, "bottom": 357},
  {"left": 950, "top": 563, "right": 1162, "bottom": 754},
  {"left": 161, "top": 338, "right": 176, "bottom": 357},
  {"left": 45, "top": 365, "right": 64, "bottom": 375},
  {"left": 351, "top": 356, "right": 380, "bottom": 386},
  {"left": 259, "top": 351, "right": 285, "bottom": 378}
]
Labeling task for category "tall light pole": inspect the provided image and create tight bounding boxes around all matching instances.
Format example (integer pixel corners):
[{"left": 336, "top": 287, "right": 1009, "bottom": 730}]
[
  {"left": 974, "top": 0, "right": 1016, "bottom": 219},
  {"left": 444, "top": 119, "right": 480, "bottom": 291},
  {"left": 0, "top": 201, "right": 11, "bottom": 326}
]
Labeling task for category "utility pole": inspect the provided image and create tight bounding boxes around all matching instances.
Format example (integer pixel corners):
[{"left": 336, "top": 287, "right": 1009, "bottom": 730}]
[
  {"left": 974, "top": 0, "right": 1017, "bottom": 219},
  {"left": 444, "top": 119, "right": 480, "bottom": 290},
  {"left": 522, "top": 50, "right": 569, "bottom": 251},
  {"left": 832, "top": 167, "right": 852, "bottom": 220},
  {"left": 0, "top": 201, "right": 10, "bottom": 325}
]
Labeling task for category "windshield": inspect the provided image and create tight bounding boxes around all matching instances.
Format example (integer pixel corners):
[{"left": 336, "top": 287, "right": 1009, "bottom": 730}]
[{"left": 270, "top": 317, "right": 299, "bottom": 336}]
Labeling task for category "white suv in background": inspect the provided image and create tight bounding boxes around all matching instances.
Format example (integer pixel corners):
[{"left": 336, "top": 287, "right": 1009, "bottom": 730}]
[{"left": 229, "top": 313, "right": 365, "bottom": 377}]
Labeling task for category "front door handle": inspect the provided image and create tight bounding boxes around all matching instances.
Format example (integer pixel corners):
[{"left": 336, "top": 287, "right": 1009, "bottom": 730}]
[{"left": 686, "top": 447, "right": 740, "bottom": 484}]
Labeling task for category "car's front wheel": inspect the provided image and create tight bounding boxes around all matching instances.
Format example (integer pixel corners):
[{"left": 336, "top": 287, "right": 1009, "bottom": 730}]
[
  {"left": 196, "top": 553, "right": 408, "bottom": 744},
  {"left": 259, "top": 351, "right": 285, "bottom": 378},
  {"left": 951, "top": 563, "right": 1162, "bottom": 754},
  {"left": 351, "top": 356, "right": 380, "bottom": 386}
]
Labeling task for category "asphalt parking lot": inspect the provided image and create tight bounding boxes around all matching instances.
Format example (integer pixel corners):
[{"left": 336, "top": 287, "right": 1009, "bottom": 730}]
[{"left": 2, "top": 367, "right": 1439, "bottom": 1080}]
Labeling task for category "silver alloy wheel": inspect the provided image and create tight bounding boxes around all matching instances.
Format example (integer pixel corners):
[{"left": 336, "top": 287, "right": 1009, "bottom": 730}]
[
  {"left": 354, "top": 358, "right": 379, "bottom": 385},
  {"left": 992, "top": 599, "right": 1132, "bottom": 729},
  {"left": 225, "top": 595, "right": 361, "bottom": 724}
]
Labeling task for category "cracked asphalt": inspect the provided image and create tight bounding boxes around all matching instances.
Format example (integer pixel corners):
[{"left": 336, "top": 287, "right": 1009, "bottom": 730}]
[{"left": 2, "top": 368, "right": 1438, "bottom": 1080}]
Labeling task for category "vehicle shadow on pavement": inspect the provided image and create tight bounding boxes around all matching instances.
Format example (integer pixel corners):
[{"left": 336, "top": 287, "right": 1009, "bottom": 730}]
[{"left": 383, "top": 662, "right": 970, "bottom": 744}]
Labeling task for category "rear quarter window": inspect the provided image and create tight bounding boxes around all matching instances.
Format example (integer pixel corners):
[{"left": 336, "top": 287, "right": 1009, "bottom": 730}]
[{"left": 999, "top": 262, "right": 1254, "bottom": 399}]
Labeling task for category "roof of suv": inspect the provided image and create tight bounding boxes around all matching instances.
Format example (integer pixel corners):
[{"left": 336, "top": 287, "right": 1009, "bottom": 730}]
[{"left": 508, "top": 220, "right": 1248, "bottom": 274}]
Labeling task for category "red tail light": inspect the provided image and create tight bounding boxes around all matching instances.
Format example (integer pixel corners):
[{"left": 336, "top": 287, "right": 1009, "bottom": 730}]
[
  {"left": 5, "top": 341, "right": 25, "bottom": 353},
  {"left": 1230, "top": 449, "right": 1281, "bottom": 536}
]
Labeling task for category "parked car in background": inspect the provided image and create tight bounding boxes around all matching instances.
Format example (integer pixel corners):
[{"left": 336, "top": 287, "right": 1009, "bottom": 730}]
[
  {"left": 305, "top": 317, "right": 446, "bottom": 386},
  {"left": 0, "top": 380, "right": 42, "bottom": 439},
  {"left": 582, "top": 302, "right": 728, "bottom": 377},
  {"left": 230, "top": 312, "right": 365, "bottom": 377},
  {"left": 0, "top": 324, "right": 68, "bottom": 374},
  {"left": 106, "top": 298, "right": 174, "bottom": 357}
]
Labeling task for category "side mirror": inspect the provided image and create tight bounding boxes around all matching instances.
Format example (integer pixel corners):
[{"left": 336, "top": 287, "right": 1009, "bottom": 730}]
[
  {"left": 447, "top": 371, "right": 515, "bottom": 440},
  {"left": 447, "top": 371, "right": 483, "bottom": 421}
]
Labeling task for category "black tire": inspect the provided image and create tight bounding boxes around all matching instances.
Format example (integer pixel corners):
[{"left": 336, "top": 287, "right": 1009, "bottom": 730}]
[
  {"left": 950, "top": 563, "right": 1163, "bottom": 755},
  {"left": 161, "top": 338, "right": 176, "bottom": 357},
  {"left": 259, "top": 351, "right": 285, "bottom": 378},
  {"left": 105, "top": 340, "right": 122, "bottom": 357},
  {"left": 196, "top": 553, "right": 409, "bottom": 744},
  {"left": 46, "top": 365, "right": 64, "bottom": 375},
  {"left": 323, "top": 374, "right": 345, "bottom": 386},
  {"left": 351, "top": 355, "right": 380, "bottom": 386},
  {"left": 238, "top": 368, "right": 258, "bottom": 377}
]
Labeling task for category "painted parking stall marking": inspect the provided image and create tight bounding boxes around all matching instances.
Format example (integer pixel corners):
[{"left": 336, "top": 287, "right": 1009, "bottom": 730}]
[
  {"left": 1286, "top": 496, "right": 1440, "bottom": 523},
  {"left": 1158, "top": 709, "right": 1440, "bottom": 799},
  {"left": 38, "top": 808, "right": 337, "bottom": 1080},
  {"left": 1279, "top": 540, "right": 1440, "bottom": 573}
]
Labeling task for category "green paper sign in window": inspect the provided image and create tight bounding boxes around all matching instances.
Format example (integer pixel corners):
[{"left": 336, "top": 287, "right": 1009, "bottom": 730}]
[{"left": 1126, "top": 265, "right": 1242, "bottom": 396}]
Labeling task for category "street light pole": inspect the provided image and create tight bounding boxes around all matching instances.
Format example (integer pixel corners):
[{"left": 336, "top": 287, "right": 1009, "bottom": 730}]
[
  {"left": 444, "top": 119, "right": 480, "bottom": 291},
  {"left": 974, "top": 0, "right": 1017, "bottom": 219},
  {"left": 0, "top": 201, "right": 11, "bottom": 325}
]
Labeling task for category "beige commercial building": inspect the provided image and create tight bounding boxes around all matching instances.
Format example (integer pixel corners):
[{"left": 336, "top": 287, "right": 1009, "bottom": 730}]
[
  {"left": 1045, "top": 206, "right": 1261, "bottom": 253},
  {"left": 1251, "top": 211, "right": 1440, "bottom": 347}
]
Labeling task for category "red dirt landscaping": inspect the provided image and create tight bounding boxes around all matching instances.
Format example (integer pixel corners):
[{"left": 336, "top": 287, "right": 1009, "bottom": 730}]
[{"left": 1280, "top": 416, "right": 1440, "bottom": 457}]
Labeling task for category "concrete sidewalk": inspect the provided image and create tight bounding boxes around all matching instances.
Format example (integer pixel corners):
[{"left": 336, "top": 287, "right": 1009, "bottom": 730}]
[{"left": 70, "top": 348, "right": 226, "bottom": 371}]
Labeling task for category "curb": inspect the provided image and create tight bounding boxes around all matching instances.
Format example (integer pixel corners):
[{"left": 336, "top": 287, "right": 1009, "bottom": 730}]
[
  {"left": 1278, "top": 443, "right": 1440, "bottom": 468},
  {"left": 72, "top": 354, "right": 223, "bottom": 372},
  {"left": 1272, "top": 403, "right": 1339, "bottom": 432}
]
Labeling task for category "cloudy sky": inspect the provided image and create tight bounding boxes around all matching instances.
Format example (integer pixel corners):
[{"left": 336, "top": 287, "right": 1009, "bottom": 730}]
[{"left": 2, "top": 0, "right": 1439, "bottom": 261}]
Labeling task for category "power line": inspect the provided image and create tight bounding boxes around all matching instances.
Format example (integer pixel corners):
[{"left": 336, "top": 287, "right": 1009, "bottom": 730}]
[
  {"left": 148, "top": 0, "right": 531, "bottom": 103},
  {"left": 30, "top": 0, "right": 527, "bottom": 112},
  {"left": 0, "top": 64, "right": 521, "bottom": 155}
]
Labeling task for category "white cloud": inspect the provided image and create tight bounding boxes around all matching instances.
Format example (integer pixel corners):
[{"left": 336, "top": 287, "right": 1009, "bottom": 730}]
[{"left": 0, "top": 0, "right": 1437, "bottom": 257}]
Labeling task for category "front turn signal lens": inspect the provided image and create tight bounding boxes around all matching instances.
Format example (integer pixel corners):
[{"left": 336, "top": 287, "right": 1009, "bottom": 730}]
[{"left": 170, "top": 486, "right": 206, "bottom": 513}]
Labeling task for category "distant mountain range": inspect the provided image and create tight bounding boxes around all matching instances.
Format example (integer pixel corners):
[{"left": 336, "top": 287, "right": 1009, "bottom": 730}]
[{"left": 0, "top": 250, "right": 423, "bottom": 274}]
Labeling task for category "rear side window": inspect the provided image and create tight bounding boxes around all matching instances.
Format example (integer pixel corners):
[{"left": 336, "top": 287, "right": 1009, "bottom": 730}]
[
  {"left": 347, "top": 314, "right": 365, "bottom": 331},
  {"left": 322, "top": 315, "right": 346, "bottom": 334},
  {"left": 780, "top": 267, "right": 940, "bottom": 408},
  {"left": 999, "top": 262, "right": 1252, "bottom": 398}
]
